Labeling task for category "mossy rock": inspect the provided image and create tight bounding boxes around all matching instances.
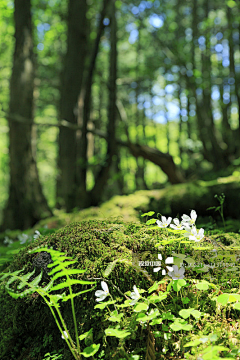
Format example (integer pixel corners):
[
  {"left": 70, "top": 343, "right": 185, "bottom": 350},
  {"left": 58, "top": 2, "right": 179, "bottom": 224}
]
[
  {"left": 1, "top": 217, "right": 240, "bottom": 359},
  {"left": 0, "top": 219, "right": 167, "bottom": 360}
]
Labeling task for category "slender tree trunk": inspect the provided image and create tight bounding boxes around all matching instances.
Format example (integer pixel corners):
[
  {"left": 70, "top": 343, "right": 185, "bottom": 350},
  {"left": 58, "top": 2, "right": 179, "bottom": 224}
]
[
  {"left": 76, "top": 0, "right": 111, "bottom": 208},
  {"left": 89, "top": 0, "right": 117, "bottom": 206},
  {"left": 56, "top": 0, "right": 88, "bottom": 211},
  {"left": 1, "top": 0, "right": 52, "bottom": 231}
]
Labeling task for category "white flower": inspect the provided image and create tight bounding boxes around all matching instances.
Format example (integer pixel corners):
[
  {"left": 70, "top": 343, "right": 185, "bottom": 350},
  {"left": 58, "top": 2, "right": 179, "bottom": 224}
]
[
  {"left": 168, "top": 265, "right": 185, "bottom": 280},
  {"left": 156, "top": 216, "right": 172, "bottom": 228},
  {"left": 33, "top": 230, "right": 41, "bottom": 241},
  {"left": 170, "top": 218, "right": 185, "bottom": 230},
  {"left": 129, "top": 285, "right": 140, "bottom": 305},
  {"left": 153, "top": 254, "right": 174, "bottom": 274},
  {"left": 95, "top": 281, "right": 109, "bottom": 302},
  {"left": 61, "top": 331, "right": 68, "bottom": 340},
  {"left": 185, "top": 226, "right": 204, "bottom": 242},
  {"left": 181, "top": 210, "right": 197, "bottom": 226}
]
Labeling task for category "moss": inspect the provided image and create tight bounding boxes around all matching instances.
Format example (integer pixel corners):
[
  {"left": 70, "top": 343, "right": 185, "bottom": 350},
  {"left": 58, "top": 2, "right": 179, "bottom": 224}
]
[
  {"left": 0, "top": 219, "right": 165, "bottom": 359},
  {"left": 1, "top": 216, "right": 239, "bottom": 359}
]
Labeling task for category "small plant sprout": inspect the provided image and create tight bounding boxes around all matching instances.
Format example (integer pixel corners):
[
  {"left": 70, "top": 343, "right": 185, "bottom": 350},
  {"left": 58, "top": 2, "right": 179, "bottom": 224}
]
[
  {"left": 207, "top": 193, "right": 226, "bottom": 231},
  {"left": 95, "top": 281, "right": 110, "bottom": 302},
  {"left": 129, "top": 285, "right": 140, "bottom": 305},
  {"left": 170, "top": 218, "right": 185, "bottom": 230},
  {"left": 168, "top": 265, "right": 185, "bottom": 280},
  {"left": 181, "top": 210, "right": 197, "bottom": 226},
  {"left": 156, "top": 216, "right": 172, "bottom": 228}
]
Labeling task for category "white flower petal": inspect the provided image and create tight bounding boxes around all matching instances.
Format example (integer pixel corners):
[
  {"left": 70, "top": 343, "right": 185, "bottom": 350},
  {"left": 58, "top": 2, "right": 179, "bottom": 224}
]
[{"left": 101, "top": 281, "right": 109, "bottom": 293}]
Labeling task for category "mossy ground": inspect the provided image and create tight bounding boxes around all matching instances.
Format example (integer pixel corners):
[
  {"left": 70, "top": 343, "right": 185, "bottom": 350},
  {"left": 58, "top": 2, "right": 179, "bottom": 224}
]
[
  {"left": 1, "top": 216, "right": 240, "bottom": 359},
  {"left": 0, "top": 175, "right": 240, "bottom": 359}
]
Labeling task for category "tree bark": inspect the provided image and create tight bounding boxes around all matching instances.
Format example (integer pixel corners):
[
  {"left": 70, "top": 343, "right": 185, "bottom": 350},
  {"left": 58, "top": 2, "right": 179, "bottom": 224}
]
[
  {"left": 89, "top": 0, "right": 117, "bottom": 206},
  {"left": 1, "top": 0, "right": 52, "bottom": 231},
  {"left": 57, "top": 0, "right": 88, "bottom": 211},
  {"left": 76, "top": 0, "right": 111, "bottom": 209}
]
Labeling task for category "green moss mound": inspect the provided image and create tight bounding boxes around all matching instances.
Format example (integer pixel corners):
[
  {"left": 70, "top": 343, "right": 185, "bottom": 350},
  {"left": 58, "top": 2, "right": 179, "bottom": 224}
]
[
  {"left": 1, "top": 216, "right": 240, "bottom": 359},
  {"left": 0, "top": 219, "right": 165, "bottom": 360}
]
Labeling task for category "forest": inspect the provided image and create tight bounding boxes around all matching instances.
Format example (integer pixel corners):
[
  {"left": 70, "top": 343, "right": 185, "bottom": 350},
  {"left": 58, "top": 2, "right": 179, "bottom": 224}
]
[{"left": 0, "top": 0, "right": 240, "bottom": 359}]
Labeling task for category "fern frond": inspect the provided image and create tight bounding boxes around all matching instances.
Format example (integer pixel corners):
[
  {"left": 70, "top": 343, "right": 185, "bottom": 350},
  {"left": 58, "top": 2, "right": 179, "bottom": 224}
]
[{"left": 0, "top": 247, "right": 96, "bottom": 303}]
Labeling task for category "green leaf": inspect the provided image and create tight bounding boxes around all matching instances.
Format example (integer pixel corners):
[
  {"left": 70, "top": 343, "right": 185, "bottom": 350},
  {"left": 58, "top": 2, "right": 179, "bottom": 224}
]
[
  {"left": 179, "top": 308, "right": 194, "bottom": 319},
  {"left": 217, "top": 293, "right": 240, "bottom": 306},
  {"left": 196, "top": 282, "right": 209, "bottom": 290},
  {"left": 184, "top": 339, "right": 202, "bottom": 347},
  {"left": 79, "top": 329, "right": 93, "bottom": 341},
  {"left": 146, "top": 219, "right": 157, "bottom": 225},
  {"left": 81, "top": 343, "right": 100, "bottom": 357},
  {"left": 105, "top": 328, "right": 131, "bottom": 339},
  {"left": 233, "top": 302, "right": 240, "bottom": 310},
  {"left": 108, "top": 311, "right": 124, "bottom": 322},
  {"left": 94, "top": 300, "right": 116, "bottom": 310},
  {"left": 172, "top": 279, "right": 186, "bottom": 292},
  {"left": 141, "top": 211, "right": 155, "bottom": 217},
  {"left": 133, "top": 302, "right": 148, "bottom": 312}
]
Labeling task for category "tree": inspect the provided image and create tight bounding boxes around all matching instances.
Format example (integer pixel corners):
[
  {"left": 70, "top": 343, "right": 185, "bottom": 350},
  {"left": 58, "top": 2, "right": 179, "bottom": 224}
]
[
  {"left": 1, "top": 0, "right": 52, "bottom": 231},
  {"left": 56, "top": 0, "right": 88, "bottom": 211}
]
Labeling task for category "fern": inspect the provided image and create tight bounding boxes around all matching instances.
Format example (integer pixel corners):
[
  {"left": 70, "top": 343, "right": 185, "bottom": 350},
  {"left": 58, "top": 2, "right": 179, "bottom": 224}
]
[{"left": 0, "top": 247, "right": 98, "bottom": 360}]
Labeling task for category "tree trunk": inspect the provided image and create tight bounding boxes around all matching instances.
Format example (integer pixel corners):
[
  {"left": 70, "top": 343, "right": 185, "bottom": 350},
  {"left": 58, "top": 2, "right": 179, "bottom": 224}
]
[
  {"left": 1, "top": 0, "right": 52, "bottom": 231},
  {"left": 56, "top": 0, "right": 88, "bottom": 211},
  {"left": 76, "top": 0, "right": 111, "bottom": 209},
  {"left": 89, "top": 0, "right": 117, "bottom": 206}
]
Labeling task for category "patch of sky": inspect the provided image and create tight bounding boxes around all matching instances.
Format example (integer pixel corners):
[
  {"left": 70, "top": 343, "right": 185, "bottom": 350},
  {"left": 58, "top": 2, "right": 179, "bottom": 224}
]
[
  {"left": 228, "top": 77, "right": 235, "bottom": 85},
  {"left": 198, "top": 36, "right": 205, "bottom": 45},
  {"left": 213, "top": 109, "right": 221, "bottom": 120},
  {"left": 145, "top": 108, "right": 153, "bottom": 118},
  {"left": 131, "top": 6, "right": 139, "bottom": 15},
  {"left": 148, "top": 14, "right": 164, "bottom": 28},
  {"left": 129, "top": 90, "right": 136, "bottom": 104},
  {"left": 189, "top": 110, "right": 196, "bottom": 117},
  {"left": 196, "top": 88, "right": 203, "bottom": 96},
  {"left": 131, "top": 81, "right": 137, "bottom": 88},
  {"left": 37, "top": 43, "right": 44, "bottom": 51},
  {"left": 214, "top": 17, "right": 221, "bottom": 25},
  {"left": 171, "top": 65, "right": 180, "bottom": 73},
  {"left": 138, "top": 103, "right": 144, "bottom": 110},
  {"left": 217, "top": 53, "right": 222, "bottom": 61},
  {"left": 166, "top": 102, "right": 180, "bottom": 120},
  {"left": 152, "top": 96, "right": 164, "bottom": 106},
  {"left": 153, "top": 111, "right": 166, "bottom": 124},
  {"left": 183, "top": 7, "right": 191, "bottom": 15},
  {"left": 187, "top": 70, "right": 193, "bottom": 77},
  {"left": 129, "top": 29, "right": 139, "bottom": 44},
  {"left": 222, "top": 58, "right": 230, "bottom": 67},
  {"left": 126, "top": 22, "right": 136, "bottom": 32},
  {"left": 165, "top": 84, "right": 175, "bottom": 94},
  {"left": 154, "top": 0, "right": 160, "bottom": 8},
  {"left": 152, "top": 84, "right": 165, "bottom": 96},
  {"left": 231, "top": 107, "right": 238, "bottom": 114},
  {"left": 181, "top": 109, "right": 187, "bottom": 116},
  {"left": 211, "top": 86, "right": 220, "bottom": 100},
  {"left": 103, "top": 18, "right": 110, "bottom": 26},
  {"left": 233, "top": 31, "right": 239, "bottom": 42},
  {"left": 143, "top": 101, "right": 151, "bottom": 108},
  {"left": 145, "top": 1, "right": 153, "bottom": 9},
  {"left": 137, "top": 94, "right": 145, "bottom": 103},
  {"left": 165, "top": 73, "right": 174, "bottom": 81},
  {"left": 216, "top": 32, "right": 223, "bottom": 40},
  {"left": 215, "top": 44, "right": 223, "bottom": 52}
]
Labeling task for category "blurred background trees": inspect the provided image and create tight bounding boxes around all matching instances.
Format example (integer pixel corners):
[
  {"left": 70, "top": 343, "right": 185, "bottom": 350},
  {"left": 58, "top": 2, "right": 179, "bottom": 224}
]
[{"left": 0, "top": 0, "right": 240, "bottom": 230}]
